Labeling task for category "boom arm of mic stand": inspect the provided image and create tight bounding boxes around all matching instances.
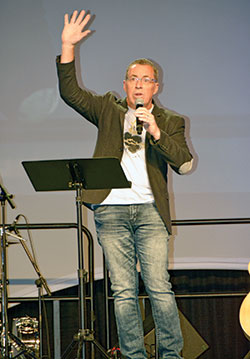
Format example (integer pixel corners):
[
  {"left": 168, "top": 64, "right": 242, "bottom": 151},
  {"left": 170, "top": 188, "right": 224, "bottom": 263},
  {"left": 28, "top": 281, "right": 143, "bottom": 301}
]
[{"left": 18, "top": 238, "right": 51, "bottom": 296}]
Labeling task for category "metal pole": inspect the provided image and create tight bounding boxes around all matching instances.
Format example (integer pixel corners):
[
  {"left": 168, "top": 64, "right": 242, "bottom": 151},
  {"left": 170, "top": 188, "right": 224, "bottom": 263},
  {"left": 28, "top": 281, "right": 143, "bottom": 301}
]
[
  {"left": 0, "top": 200, "right": 9, "bottom": 358},
  {"left": 75, "top": 184, "right": 86, "bottom": 359},
  {"left": 38, "top": 282, "right": 43, "bottom": 359}
]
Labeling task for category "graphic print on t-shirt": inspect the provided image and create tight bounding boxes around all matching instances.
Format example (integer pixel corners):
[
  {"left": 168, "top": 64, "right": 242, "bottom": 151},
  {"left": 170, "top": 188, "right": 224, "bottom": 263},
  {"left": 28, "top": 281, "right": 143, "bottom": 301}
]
[
  {"left": 124, "top": 131, "right": 143, "bottom": 153},
  {"left": 124, "top": 115, "right": 145, "bottom": 154}
]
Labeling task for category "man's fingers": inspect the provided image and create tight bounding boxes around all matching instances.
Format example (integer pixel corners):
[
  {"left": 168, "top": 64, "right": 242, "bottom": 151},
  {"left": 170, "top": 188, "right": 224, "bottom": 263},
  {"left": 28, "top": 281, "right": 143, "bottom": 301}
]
[
  {"left": 62, "top": 10, "right": 92, "bottom": 45},
  {"left": 135, "top": 108, "right": 150, "bottom": 119},
  {"left": 81, "top": 30, "right": 92, "bottom": 39},
  {"left": 70, "top": 10, "right": 78, "bottom": 23},
  {"left": 82, "top": 13, "right": 91, "bottom": 26},
  {"left": 67, "top": 10, "right": 91, "bottom": 33},
  {"left": 64, "top": 13, "right": 69, "bottom": 26},
  {"left": 75, "top": 9, "right": 87, "bottom": 24}
]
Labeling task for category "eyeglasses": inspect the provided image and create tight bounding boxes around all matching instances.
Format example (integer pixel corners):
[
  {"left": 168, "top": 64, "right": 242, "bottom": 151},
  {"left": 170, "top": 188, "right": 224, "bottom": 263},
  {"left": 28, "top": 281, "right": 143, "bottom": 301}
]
[{"left": 126, "top": 76, "right": 157, "bottom": 84}]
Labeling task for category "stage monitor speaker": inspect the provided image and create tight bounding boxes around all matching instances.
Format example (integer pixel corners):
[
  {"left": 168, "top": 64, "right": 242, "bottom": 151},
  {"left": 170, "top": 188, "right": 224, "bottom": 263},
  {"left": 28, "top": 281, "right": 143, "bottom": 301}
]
[{"left": 144, "top": 310, "right": 209, "bottom": 359}]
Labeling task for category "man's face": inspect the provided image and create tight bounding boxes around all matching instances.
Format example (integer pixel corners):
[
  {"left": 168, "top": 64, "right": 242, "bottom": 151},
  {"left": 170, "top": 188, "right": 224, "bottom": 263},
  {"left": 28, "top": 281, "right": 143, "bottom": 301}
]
[{"left": 123, "top": 64, "right": 159, "bottom": 110}]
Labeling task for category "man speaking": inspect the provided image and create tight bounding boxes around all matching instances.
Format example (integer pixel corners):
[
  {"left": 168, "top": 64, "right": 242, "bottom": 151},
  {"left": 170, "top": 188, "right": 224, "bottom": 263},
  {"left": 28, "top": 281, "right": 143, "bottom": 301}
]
[{"left": 57, "top": 9, "right": 193, "bottom": 359}]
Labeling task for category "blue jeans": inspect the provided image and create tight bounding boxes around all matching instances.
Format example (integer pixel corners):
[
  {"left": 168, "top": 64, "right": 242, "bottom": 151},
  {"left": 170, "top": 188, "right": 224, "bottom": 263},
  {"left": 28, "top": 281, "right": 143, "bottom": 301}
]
[{"left": 94, "top": 203, "right": 183, "bottom": 359}]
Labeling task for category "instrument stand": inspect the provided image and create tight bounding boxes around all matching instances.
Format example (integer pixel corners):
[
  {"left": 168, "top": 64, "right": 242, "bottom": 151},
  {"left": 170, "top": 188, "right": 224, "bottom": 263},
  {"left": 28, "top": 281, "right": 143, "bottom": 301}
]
[
  {"left": 74, "top": 329, "right": 112, "bottom": 359},
  {"left": 62, "top": 328, "right": 112, "bottom": 359},
  {"left": 0, "top": 184, "right": 37, "bottom": 359},
  {"left": 22, "top": 157, "right": 131, "bottom": 359},
  {"left": 0, "top": 183, "right": 14, "bottom": 358},
  {"left": 16, "top": 231, "right": 52, "bottom": 358},
  {"left": 35, "top": 279, "right": 43, "bottom": 359}
]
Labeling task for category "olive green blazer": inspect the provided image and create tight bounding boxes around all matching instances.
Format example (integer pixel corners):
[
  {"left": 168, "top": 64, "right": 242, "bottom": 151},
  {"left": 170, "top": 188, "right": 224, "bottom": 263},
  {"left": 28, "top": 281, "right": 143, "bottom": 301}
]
[{"left": 57, "top": 59, "right": 193, "bottom": 234}]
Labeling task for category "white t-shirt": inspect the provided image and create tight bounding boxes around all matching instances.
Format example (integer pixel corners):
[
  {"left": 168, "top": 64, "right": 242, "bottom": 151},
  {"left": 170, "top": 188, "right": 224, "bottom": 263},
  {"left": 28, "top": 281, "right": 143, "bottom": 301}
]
[{"left": 102, "top": 106, "right": 154, "bottom": 205}]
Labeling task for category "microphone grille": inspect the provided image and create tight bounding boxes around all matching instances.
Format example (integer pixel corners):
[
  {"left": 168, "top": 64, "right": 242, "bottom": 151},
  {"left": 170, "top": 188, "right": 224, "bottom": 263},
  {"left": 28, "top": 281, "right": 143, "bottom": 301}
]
[{"left": 135, "top": 98, "right": 144, "bottom": 108}]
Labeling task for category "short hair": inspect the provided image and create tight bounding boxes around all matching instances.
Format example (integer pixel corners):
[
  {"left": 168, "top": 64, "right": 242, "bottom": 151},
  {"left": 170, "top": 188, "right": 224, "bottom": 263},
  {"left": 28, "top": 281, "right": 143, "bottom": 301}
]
[{"left": 125, "top": 58, "right": 159, "bottom": 82}]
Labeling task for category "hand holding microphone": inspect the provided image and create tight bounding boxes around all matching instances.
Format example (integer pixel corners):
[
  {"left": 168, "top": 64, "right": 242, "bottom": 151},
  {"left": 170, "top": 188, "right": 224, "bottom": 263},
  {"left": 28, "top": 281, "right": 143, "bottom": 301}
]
[{"left": 135, "top": 99, "right": 161, "bottom": 140}]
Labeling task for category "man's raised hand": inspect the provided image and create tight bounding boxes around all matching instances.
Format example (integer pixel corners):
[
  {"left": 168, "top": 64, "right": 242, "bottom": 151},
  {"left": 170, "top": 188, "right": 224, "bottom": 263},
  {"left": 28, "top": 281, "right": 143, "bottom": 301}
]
[
  {"left": 60, "top": 10, "right": 92, "bottom": 63},
  {"left": 62, "top": 10, "right": 92, "bottom": 46}
]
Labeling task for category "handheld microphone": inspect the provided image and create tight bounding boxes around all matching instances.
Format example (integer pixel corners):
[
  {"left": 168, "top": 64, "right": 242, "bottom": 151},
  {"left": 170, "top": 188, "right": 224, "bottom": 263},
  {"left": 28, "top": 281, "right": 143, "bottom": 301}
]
[{"left": 135, "top": 99, "right": 144, "bottom": 135}]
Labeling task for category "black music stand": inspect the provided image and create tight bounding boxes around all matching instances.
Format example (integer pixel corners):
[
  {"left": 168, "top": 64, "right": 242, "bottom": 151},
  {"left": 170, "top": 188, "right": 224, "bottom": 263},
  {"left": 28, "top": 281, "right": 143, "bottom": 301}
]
[{"left": 22, "top": 157, "right": 131, "bottom": 359}]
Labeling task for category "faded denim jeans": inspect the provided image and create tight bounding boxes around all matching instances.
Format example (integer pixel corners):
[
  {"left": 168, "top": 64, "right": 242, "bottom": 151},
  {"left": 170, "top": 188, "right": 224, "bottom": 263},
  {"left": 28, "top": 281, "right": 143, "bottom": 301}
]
[{"left": 94, "top": 203, "right": 183, "bottom": 359}]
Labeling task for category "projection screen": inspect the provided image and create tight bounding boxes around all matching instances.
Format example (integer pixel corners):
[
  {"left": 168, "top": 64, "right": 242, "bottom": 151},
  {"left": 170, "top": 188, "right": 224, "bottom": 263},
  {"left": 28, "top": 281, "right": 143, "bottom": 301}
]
[{"left": 0, "top": 0, "right": 249, "bottom": 297}]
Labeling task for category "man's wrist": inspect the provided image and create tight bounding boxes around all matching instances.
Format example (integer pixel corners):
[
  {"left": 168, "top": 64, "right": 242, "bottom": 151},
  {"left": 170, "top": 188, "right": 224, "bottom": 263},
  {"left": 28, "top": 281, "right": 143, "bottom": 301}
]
[
  {"left": 152, "top": 128, "right": 161, "bottom": 141},
  {"left": 62, "top": 42, "right": 75, "bottom": 50},
  {"left": 61, "top": 43, "right": 75, "bottom": 63}
]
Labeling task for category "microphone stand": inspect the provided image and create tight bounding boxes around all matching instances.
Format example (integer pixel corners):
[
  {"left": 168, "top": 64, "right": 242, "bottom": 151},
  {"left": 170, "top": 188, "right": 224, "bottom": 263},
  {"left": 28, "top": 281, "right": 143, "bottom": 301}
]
[
  {"left": 13, "top": 224, "right": 52, "bottom": 359},
  {"left": 0, "top": 183, "right": 15, "bottom": 358},
  {"left": 0, "top": 182, "right": 50, "bottom": 358}
]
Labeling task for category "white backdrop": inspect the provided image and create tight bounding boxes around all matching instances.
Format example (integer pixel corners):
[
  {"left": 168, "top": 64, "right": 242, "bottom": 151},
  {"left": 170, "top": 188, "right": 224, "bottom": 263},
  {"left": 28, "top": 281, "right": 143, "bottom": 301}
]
[{"left": 0, "top": 0, "right": 249, "bottom": 297}]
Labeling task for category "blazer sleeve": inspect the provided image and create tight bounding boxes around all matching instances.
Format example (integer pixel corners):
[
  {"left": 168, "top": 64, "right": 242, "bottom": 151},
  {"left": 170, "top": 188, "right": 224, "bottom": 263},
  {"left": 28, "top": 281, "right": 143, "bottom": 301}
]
[
  {"left": 149, "top": 113, "right": 193, "bottom": 174},
  {"left": 56, "top": 57, "right": 113, "bottom": 127}
]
